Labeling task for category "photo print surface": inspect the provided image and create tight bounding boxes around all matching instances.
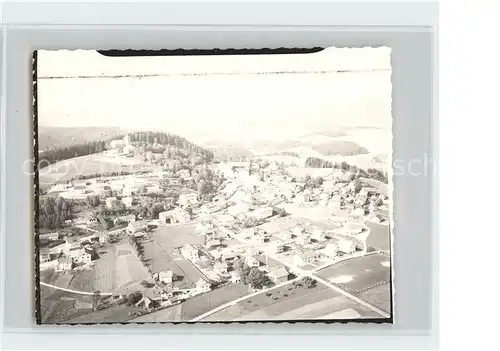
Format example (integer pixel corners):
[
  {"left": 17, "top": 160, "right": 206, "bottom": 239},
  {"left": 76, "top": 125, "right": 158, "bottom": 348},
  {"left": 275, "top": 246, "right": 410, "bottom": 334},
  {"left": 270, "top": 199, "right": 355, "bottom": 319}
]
[{"left": 34, "top": 48, "right": 393, "bottom": 324}]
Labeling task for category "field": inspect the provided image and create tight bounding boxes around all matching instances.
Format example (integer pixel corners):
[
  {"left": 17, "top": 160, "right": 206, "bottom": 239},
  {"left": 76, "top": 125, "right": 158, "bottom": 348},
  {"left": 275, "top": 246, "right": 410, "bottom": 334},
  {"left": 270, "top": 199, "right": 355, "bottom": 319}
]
[
  {"left": 315, "top": 253, "right": 391, "bottom": 294},
  {"left": 366, "top": 222, "right": 391, "bottom": 252},
  {"left": 142, "top": 224, "right": 206, "bottom": 289},
  {"left": 40, "top": 241, "right": 150, "bottom": 295},
  {"left": 129, "top": 304, "right": 183, "bottom": 322},
  {"left": 203, "top": 281, "right": 383, "bottom": 321},
  {"left": 39, "top": 285, "right": 94, "bottom": 323},
  {"left": 38, "top": 152, "right": 150, "bottom": 187},
  {"left": 64, "top": 305, "right": 142, "bottom": 324},
  {"left": 357, "top": 282, "right": 392, "bottom": 314},
  {"left": 180, "top": 284, "right": 250, "bottom": 320}
]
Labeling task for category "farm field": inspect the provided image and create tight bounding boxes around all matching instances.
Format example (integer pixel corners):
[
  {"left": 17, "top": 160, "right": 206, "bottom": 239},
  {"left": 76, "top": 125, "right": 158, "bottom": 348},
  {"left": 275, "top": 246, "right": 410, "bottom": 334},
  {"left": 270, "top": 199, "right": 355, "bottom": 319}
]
[
  {"left": 203, "top": 280, "right": 382, "bottom": 321},
  {"left": 180, "top": 283, "right": 250, "bottom": 320},
  {"left": 38, "top": 152, "right": 149, "bottom": 187},
  {"left": 130, "top": 304, "right": 183, "bottom": 322},
  {"left": 151, "top": 224, "right": 204, "bottom": 249},
  {"left": 365, "top": 222, "right": 391, "bottom": 252},
  {"left": 142, "top": 226, "right": 206, "bottom": 289},
  {"left": 65, "top": 305, "right": 141, "bottom": 324},
  {"left": 315, "top": 253, "right": 391, "bottom": 294},
  {"left": 356, "top": 282, "right": 392, "bottom": 314},
  {"left": 39, "top": 285, "right": 94, "bottom": 323}
]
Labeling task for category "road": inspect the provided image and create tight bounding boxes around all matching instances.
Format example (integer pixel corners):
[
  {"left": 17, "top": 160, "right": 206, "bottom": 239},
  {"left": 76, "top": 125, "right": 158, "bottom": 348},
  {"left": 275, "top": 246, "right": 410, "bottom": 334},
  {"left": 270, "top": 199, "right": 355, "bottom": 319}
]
[
  {"left": 190, "top": 277, "right": 301, "bottom": 322},
  {"left": 190, "top": 224, "right": 389, "bottom": 321},
  {"left": 40, "top": 281, "right": 113, "bottom": 296}
]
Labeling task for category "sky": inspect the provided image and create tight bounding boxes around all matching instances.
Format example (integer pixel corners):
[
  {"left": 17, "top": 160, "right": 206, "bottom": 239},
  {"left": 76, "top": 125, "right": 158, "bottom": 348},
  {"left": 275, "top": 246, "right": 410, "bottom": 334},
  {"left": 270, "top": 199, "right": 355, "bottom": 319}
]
[{"left": 37, "top": 47, "right": 392, "bottom": 144}]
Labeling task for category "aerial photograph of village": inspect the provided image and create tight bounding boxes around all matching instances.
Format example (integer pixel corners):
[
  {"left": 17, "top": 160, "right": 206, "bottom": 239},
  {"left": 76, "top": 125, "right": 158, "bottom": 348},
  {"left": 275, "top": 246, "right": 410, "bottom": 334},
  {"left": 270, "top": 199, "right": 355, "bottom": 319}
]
[{"left": 35, "top": 47, "right": 393, "bottom": 323}]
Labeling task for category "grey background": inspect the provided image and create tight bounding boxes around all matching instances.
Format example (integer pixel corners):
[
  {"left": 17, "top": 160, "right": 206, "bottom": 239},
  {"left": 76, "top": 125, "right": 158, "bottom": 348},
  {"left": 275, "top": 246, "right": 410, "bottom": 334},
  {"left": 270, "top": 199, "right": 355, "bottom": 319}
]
[{"left": 0, "top": 2, "right": 438, "bottom": 350}]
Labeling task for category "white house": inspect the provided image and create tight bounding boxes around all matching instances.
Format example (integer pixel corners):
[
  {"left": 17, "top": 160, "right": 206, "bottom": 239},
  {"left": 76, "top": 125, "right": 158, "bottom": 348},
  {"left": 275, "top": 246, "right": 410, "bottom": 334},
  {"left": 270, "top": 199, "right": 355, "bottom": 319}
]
[
  {"left": 206, "top": 239, "right": 222, "bottom": 250},
  {"left": 178, "top": 192, "right": 199, "bottom": 208},
  {"left": 127, "top": 221, "right": 148, "bottom": 234},
  {"left": 337, "top": 238, "right": 357, "bottom": 255},
  {"left": 214, "top": 262, "right": 228, "bottom": 275},
  {"left": 105, "top": 197, "right": 119, "bottom": 208},
  {"left": 122, "top": 197, "right": 133, "bottom": 207},
  {"left": 295, "top": 234, "right": 312, "bottom": 246},
  {"left": 230, "top": 272, "right": 242, "bottom": 284},
  {"left": 196, "top": 279, "right": 211, "bottom": 293},
  {"left": 56, "top": 257, "right": 73, "bottom": 271},
  {"left": 248, "top": 206, "right": 273, "bottom": 220},
  {"left": 268, "top": 267, "right": 289, "bottom": 284},
  {"left": 40, "top": 248, "right": 51, "bottom": 263},
  {"left": 245, "top": 256, "right": 260, "bottom": 268},
  {"left": 321, "top": 242, "right": 340, "bottom": 259},
  {"left": 39, "top": 232, "right": 59, "bottom": 241},
  {"left": 74, "top": 251, "right": 92, "bottom": 264},
  {"left": 181, "top": 244, "right": 199, "bottom": 261},
  {"left": 159, "top": 270, "right": 173, "bottom": 285},
  {"left": 294, "top": 251, "right": 317, "bottom": 266}
]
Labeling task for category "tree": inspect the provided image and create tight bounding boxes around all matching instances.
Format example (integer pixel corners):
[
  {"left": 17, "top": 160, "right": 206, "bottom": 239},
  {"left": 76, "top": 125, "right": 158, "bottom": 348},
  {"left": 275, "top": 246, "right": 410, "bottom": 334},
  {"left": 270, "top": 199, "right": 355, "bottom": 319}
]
[
  {"left": 86, "top": 195, "right": 100, "bottom": 207},
  {"left": 197, "top": 179, "right": 208, "bottom": 195},
  {"left": 301, "top": 276, "right": 317, "bottom": 288},
  {"left": 247, "top": 268, "right": 268, "bottom": 289},
  {"left": 272, "top": 207, "right": 288, "bottom": 217},
  {"left": 304, "top": 175, "right": 312, "bottom": 183},
  {"left": 126, "top": 291, "right": 143, "bottom": 306},
  {"left": 354, "top": 181, "right": 363, "bottom": 194}
]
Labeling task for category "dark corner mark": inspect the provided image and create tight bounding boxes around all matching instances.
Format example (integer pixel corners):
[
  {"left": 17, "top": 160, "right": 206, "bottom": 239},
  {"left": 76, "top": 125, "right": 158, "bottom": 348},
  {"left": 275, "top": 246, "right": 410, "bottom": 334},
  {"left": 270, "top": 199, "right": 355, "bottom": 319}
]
[
  {"left": 97, "top": 48, "right": 325, "bottom": 57},
  {"left": 32, "top": 50, "right": 42, "bottom": 325}
]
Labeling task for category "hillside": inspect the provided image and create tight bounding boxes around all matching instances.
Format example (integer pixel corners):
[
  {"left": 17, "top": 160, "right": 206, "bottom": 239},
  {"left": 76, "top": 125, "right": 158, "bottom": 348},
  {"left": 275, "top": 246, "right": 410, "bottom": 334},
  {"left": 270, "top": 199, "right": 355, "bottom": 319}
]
[
  {"left": 208, "top": 147, "right": 254, "bottom": 162},
  {"left": 310, "top": 141, "right": 369, "bottom": 156},
  {"left": 38, "top": 126, "right": 125, "bottom": 150},
  {"left": 38, "top": 130, "right": 214, "bottom": 170}
]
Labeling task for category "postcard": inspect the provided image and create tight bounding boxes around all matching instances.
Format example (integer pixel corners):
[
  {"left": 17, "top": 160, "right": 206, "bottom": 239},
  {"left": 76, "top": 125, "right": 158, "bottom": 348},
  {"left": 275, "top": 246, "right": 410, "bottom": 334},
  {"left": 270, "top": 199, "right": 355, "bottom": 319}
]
[{"left": 34, "top": 47, "right": 392, "bottom": 324}]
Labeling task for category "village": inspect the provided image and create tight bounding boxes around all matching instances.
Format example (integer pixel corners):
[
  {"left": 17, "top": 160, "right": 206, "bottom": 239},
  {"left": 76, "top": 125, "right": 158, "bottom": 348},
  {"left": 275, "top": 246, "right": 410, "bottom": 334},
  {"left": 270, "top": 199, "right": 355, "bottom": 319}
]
[{"left": 38, "top": 134, "right": 391, "bottom": 323}]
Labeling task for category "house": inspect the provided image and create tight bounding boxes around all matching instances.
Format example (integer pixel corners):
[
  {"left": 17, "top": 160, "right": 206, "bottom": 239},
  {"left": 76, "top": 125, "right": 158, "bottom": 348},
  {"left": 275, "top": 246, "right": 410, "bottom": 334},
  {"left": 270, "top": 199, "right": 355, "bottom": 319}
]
[
  {"left": 114, "top": 214, "right": 136, "bottom": 225},
  {"left": 311, "top": 228, "right": 328, "bottom": 243},
  {"left": 268, "top": 266, "right": 289, "bottom": 284},
  {"left": 127, "top": 221, "right": 148, "bottom": 234},
  {"left": 178, "top": 192, "right": 199, "bottom": 208},
  {"left": 292, "top": 226, "right": 306, "bottom": 237},
  {"left": 269, "top": 241, "right": 286, "bottom": 254},
  {"left": 321, "top": 242, "right": 340, "bottom": 259},
  {"left": 278, "top": 230, "right": 293, "bottom": 241},
  {"left": 206, "top": 239, "right": 222, "bottom": 249},
  {"left": 295, "top": 234, "right": 312, "bottom": 246},
  {"left": 40, "top": 248, "right": 51, "bottom": 263},
  {"left": 214, "top": 262, "right": 228, "bottom": 275},
  {"left": 201, "top": 202, "right": 222, "bottom": 215},
  {"left": 122, "top": 197, "right": 133, "bottom": 207},
  {"left": 74, "top": 251, "right": 92, "bottom": 264},
  {"left": 181, "top": 244, "right": 199, "bottom": 261},
  {"left": 159, "top": 270, "right": 173, "bottom": 285},
  {"left": 222, "top": 251, "right": 237, "bottom": 261},
  {"left": 39, "top": 232, "right": 59, "bottom": 241},
  {"left": 294, "top": 251, "right": 317, "bottom": 266},
  {"left": 337, "top": 238, "right": 356, "bottom": 255},
  {"left": 230, "top": 272, "right": 242, "bottom": 284},
  {"left": 196, "top": 279, "right": 211, "bottom": 293},
  {"left": 196, "top": 221, "right": 215, "bottom": 234},
  {"left": 248, "top": 206, "right": 273, "bottom": 220},
  {"left": 105, "top": 197, "right": 119, "bottom": 209},
  {"left": 64, "top": 236, "right": 81, "bottom": 254},
  {"left": 240, "top": 228, "right": 255, "bottom": 239},
  {"left": 359, "top": 187, "right": 379, "bottom": 198},
  {"left": 245, "top": 256, "right": 260, "bottom": 268},
  {"left": 351, "top": 208, "right": 366, "bottom": 218},
  {"left": 56, "top": 257, "right": 73, "bottom": 271}
]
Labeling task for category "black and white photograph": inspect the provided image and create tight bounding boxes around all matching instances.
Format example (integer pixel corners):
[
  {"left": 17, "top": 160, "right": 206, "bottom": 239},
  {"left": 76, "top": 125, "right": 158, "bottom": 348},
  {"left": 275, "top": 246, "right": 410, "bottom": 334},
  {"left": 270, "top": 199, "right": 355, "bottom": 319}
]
[{"left": 34, "top": 48, "right": 393, "bottom": 324}]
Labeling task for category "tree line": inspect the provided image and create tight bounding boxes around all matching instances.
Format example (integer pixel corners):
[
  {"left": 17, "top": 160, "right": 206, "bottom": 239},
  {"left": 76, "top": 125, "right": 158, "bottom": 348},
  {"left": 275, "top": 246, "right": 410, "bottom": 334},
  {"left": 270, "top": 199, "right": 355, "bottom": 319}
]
[
  {"left": 38, "top": 196, "right": 75, "bottom": 230},
  {"left": 304, "top": 157, "right": 388, "bottom": 183},
  {"left": 39, "top": 141, "right": 106, "bottom": 169}
]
